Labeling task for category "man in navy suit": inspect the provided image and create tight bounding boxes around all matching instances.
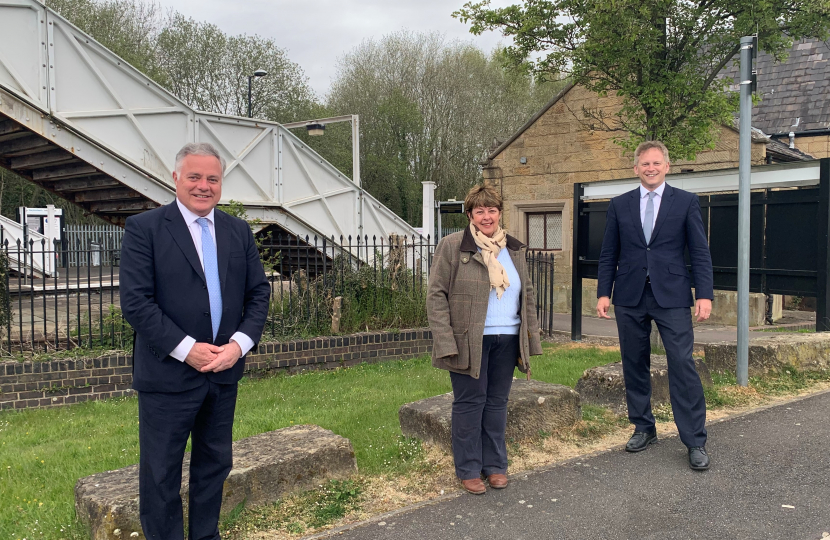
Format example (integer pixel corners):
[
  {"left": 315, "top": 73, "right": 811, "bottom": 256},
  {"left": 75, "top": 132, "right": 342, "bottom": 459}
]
[
  {"left": 596, "top": 140, "right": 714, "bottom": 470},
  {"left": 120, "top": 142, "right": 270, "bottom": 539}
]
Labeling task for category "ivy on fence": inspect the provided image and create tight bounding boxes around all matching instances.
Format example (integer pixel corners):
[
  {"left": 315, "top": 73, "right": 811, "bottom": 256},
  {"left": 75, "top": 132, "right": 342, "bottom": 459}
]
[{"left": 0, "top": 250, "right": 12, "bottom": 339}]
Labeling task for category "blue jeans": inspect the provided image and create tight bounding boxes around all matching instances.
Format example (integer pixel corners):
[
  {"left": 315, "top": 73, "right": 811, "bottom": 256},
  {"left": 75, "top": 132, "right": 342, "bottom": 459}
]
[{"left": 450, "top": 334, "right": 519, "bottom": 480}]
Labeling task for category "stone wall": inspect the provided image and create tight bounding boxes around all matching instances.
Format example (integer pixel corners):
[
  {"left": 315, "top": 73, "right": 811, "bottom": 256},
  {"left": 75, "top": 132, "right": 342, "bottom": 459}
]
[
  {"left": 704, "top": 333, "right": 830, "bottom": 376},
  {"left": 796, "top": 134, "right": 830, "bottom": 159},
  {"left": 0, "top": 329, "right": 433, "bottom": 411}
]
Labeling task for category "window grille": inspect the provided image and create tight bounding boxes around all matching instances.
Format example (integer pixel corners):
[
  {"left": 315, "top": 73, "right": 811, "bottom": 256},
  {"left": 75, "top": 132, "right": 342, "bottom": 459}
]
[{"left": 526, "top": 212, "right": 562, "bottom": 250}]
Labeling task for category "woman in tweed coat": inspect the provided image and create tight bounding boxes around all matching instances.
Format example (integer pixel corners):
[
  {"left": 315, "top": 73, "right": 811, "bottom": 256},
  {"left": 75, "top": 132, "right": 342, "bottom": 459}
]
[{"left": 427, "top": 184, "right": 543, "bottom": 495}]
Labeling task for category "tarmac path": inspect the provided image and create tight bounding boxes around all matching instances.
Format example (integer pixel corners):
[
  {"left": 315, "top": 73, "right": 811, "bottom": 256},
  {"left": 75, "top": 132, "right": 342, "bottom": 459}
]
[{"left": 322, "top": 390, "right": 830, "bottom": 540}]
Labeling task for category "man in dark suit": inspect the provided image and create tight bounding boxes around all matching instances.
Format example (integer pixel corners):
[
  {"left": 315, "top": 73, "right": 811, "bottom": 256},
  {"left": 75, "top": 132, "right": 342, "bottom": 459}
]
[
  {"left": 120, "top": 142, "right": 270, "bottom": 539},
  {"left": 596, "top": 140, "right": 714, "bottom": 471}
]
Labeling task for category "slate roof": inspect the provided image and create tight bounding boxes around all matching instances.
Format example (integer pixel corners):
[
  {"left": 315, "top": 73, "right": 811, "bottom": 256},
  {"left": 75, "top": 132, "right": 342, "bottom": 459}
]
[
  {"left": 489, "top": 38, "right": 830, "bottom": 162},
  {"left": 723, "top": 38, "right": 830, "bottom": 135},
  {"left": 765, "top": 137, "right": 815, "bottom": 161}
]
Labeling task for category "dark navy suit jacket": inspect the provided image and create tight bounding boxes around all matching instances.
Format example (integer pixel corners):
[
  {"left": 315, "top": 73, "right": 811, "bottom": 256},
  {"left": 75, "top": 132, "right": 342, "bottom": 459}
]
[
  {"left": 596, "top": 183, "right": 713, "bottom": 308},
  {"left": 120, "top": 202, "right": 270, "bottom": 392}
]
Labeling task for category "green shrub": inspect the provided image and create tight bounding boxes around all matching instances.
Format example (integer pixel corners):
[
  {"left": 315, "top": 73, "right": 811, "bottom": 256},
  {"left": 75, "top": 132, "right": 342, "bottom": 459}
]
[
  {"left": 0, "top": 251, "right": 12, "bottom": 338},
  {"left": 264, "top": 253, "right": 427, "bottom": 340}
]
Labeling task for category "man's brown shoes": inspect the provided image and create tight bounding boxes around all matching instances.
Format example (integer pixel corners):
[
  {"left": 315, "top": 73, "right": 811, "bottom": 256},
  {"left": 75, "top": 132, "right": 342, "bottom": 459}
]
[
  {"left": 487, "top": 474, "right": 508, "bottom": 489},
  {"left": 462, "top": 478, "right": 486, "bottom": 495}
]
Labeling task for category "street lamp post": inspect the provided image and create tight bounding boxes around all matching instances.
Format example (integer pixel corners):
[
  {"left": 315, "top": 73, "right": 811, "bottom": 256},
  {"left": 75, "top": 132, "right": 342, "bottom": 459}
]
[
  {"left": 247, "top": 69, "right": 268, "bottom": 118},
  {"left": 282, "top": 115, "right": 362, "bottom": 236}
]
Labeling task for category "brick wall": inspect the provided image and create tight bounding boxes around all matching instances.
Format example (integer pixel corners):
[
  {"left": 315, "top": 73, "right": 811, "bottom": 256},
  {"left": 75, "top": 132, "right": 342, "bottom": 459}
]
[
  {"left": 0, "top": 329, "right": 433, "bottom": 411},
  {"left": 0, "top": 355, "right": 134, "bottom": 410}
]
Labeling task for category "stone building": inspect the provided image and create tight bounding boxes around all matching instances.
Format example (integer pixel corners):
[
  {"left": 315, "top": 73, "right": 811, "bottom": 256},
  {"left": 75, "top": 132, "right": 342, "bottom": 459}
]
[{"left": 480, "top": 39, "right": 829, "bottom": 319}]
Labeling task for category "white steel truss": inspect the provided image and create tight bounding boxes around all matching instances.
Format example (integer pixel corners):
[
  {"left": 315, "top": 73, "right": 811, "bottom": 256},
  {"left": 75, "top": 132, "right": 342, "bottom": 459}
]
[{"left": 0, "top": 0, "right": 419, "bottom": 247}]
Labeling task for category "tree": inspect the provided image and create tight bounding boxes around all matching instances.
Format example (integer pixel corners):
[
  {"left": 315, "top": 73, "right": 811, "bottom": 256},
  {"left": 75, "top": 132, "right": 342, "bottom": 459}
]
[
  {"left": 454, "top": 0, "right": 830, "bottom": 159},
  {"left": 327, "top": 31, "right": 563, "bottom": 225},
  {"left": 45, "top": 0, "right": 166, "bottom": 83},
  {"left": 45, "top": 0, "right": 317, "bottom": 123},
  {"left": 156, "top": 14, "right": 317, "bottom": 122}
]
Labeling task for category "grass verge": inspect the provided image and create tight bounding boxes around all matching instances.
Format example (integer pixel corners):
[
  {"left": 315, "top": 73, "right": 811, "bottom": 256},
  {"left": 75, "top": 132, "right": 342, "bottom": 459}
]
[
  {"left": 0, "top": 341, "right": 615, "bottom": 540},
  {"left": 2, "top": 341, "right": 830, "bottom": 539}
]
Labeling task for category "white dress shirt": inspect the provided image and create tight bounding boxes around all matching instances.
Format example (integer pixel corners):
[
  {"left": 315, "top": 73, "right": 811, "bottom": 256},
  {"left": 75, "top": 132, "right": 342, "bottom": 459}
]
[
  {"left": 639, "top": 182, "right": 666, "bottom": 231},
  {"left": 169, "top": 199, "right": 255, "bottom": 362}
]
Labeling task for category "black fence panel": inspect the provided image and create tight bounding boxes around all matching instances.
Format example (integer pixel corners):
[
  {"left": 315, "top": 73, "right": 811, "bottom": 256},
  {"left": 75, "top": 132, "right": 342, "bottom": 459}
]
[
  {"left": 763, "top": 189, "right": 820, "bottom": 295},
  {"left": 701, "top": 189, "right": 822, "bottom": 296},
  {"left": 577, "top": 187, "right": 822, "bottom": 296},
  {"left": 703, "top": 192, "right": 766, "bottom": 293},
  {"left": 571, "top": 158, "right": 830, "bottom": 337},
  {"left": 260, "top": 234, "right": 434, "bottom": 341},
  {"left": 578, "top": 200, "right": 609, "bottom": 280}
]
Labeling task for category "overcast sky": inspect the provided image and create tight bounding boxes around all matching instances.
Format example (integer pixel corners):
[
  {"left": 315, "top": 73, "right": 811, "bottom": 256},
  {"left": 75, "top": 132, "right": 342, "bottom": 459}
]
[{"left": 158, "top": 0, "right": 516, "bottom": 98}]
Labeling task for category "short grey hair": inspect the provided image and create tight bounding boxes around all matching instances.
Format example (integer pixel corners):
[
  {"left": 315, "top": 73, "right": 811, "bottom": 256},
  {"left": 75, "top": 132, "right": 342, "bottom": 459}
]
[
  {"left": 634, "top": 140, "right": 670, "bottom": 163},
  {"left": 175, "top": 142, "right": 226, "bottom": 174}
]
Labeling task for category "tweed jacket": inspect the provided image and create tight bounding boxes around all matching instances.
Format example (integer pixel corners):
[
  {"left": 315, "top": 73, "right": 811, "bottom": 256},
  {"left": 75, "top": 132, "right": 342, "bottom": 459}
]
[{"left": 427, "top": 227, "right": 543, "bottom": 379}]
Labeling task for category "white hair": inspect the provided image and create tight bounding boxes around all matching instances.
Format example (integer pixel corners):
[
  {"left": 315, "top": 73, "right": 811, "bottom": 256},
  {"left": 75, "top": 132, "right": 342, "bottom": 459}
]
[{"left": 174, "top": 143, "right": 226, "bottom": 174}]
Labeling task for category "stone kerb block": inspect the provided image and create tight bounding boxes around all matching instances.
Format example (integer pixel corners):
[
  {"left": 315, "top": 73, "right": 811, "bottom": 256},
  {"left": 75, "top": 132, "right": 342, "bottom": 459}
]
[
  {"left": 575, "top": 355, "right": 713, "bottom": 413},
  {"left": 75, "top": 425, "right": 357, "bottom": 540},
  {"left": 704, "top": 333, "right": 830, "bottom": 377},
  {"left": 399, "top": 380, "right": 581, "bottom": 453}
]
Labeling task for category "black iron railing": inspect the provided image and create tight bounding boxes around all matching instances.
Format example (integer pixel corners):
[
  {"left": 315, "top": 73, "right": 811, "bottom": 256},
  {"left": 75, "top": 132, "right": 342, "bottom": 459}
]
[
  {"left": 260, "top": 234, "right": 433, "bottom": 341},
  {"left": 0, "top": 236, "right": 128, "bottom": 354},
  {"left": 0, "top": 230, "right": 556, "bottom": 354}
]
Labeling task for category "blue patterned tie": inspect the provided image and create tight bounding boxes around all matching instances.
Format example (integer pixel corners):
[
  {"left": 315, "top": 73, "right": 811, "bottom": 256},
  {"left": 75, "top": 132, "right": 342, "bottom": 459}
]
[
  {"left": 643, "top": 191, "right": 655, "bottom": 244},
  {"left": 197, "top": 217, "right": 222, "bottom": 340}
]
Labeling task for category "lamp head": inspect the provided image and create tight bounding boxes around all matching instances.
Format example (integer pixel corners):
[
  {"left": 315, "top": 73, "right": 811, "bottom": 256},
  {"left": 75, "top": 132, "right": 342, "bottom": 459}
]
[
  {"left": 253, "top": 69, "right": 268, "bottom": 78},
  {"left": 307, "top": 123, "right": 325, "bottom": 136}
]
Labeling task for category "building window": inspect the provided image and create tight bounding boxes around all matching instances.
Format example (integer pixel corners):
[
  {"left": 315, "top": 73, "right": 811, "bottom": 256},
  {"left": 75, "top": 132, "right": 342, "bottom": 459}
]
[{"left": 526, "top": 212, "right": 562, "bottom": 250}]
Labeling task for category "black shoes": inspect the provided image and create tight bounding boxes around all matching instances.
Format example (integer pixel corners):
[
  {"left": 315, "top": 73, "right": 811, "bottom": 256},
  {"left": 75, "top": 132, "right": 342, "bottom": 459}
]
[
  {"left": 625, "top": 430, "right": 658, "bottom": 452},
  {"left": 688, "top": 446, "right": 710, "bottom": 470},
  {"left": 624, "top": 430, "right": 710, "bottom": 470}
]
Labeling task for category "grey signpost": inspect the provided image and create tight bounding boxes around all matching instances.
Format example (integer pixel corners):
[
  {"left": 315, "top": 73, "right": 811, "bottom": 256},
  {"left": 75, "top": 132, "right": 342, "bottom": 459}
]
[{"left": 737, "top": 36, "right": 755, "bottom": 386}]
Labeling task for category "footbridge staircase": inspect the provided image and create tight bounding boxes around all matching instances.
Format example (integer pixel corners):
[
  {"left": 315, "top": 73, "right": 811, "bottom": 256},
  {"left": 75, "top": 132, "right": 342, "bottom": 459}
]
[{"left": 0, "top": 0, "right": 419, "bottom": 256}]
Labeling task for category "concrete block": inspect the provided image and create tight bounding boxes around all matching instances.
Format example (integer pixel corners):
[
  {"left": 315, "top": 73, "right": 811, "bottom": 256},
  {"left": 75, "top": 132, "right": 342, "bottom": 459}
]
[
  {"left": 574, "top": 356, "right": 713, "bottom": 413},
  {"left": 75, "top": 425, "right": 357, "bottom": 540},
  {"left": 704, "top": 333, "right": 830, "bottom": 377},
  {"left": 399, "top": 380, "right": 581, "bottom": 452},
  {"left": 707, "top": 289, "right": 766, "bottom": 327},
  {"left": 771, "top": 294, "right": 783, "bottom": 322}
]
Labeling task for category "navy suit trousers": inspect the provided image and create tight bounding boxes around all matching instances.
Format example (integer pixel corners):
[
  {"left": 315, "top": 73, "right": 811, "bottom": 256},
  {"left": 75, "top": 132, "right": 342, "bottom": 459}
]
[
  {"left": 614, "top": 283, "right": 707, "bottom": 448},
  {"left": 138, "top": 380, "right": 238, "bottom": 540}
]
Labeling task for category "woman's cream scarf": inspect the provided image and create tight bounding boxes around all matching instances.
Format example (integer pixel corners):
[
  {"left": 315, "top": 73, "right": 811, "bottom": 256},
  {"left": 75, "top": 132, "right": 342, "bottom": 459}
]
[{"left": 470, "top": 223, "right": 510, "bottom": 299}]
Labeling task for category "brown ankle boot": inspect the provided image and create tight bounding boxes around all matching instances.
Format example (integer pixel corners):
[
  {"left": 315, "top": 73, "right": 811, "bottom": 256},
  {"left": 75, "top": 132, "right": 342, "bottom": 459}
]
[
  {"left": 487, "top": 474, "right": 508, "bottom": 489},
  {"left": 461, "top": 478, "right": 486, "bottom": 495}
]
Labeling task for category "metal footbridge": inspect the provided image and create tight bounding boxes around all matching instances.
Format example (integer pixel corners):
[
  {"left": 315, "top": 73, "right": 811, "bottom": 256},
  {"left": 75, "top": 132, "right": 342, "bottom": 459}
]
[{"left": 0, "top": 0, "right": 418, "bottom": 248}]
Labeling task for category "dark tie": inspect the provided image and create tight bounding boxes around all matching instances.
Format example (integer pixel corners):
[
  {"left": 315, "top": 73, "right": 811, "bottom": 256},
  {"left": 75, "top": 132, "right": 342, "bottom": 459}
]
[
  {"left": 197, "top": 217, "right": 222, "bottom": 340},
  {"left": 643, "top": 191, "right": 655, "bottom": 244}
]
